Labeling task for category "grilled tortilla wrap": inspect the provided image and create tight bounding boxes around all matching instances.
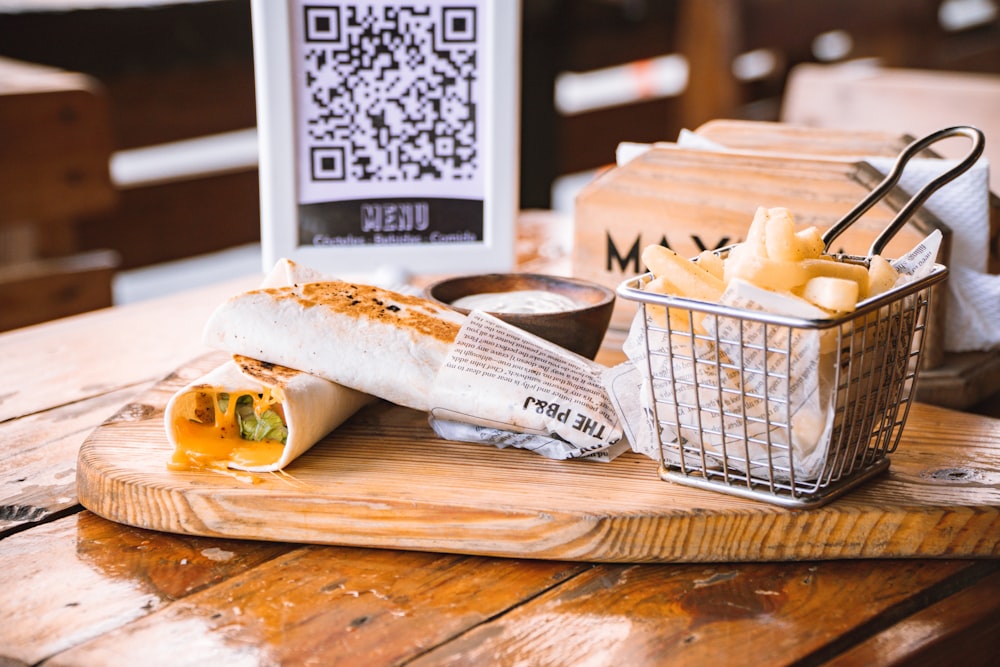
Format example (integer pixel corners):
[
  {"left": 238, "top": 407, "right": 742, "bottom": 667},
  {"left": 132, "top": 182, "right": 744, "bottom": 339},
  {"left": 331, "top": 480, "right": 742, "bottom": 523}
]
[
  {"left": 259, "top": 257, "right": 329, "bottom": 289},
  {"left": 166, "top": 258, "right": 376, "bottom": 473},
  {"left": 166, "top": 354, "right": 374, "bottom": 472},
  {"left": 202, "top": 281, "right": 466, "bottom": 411}
]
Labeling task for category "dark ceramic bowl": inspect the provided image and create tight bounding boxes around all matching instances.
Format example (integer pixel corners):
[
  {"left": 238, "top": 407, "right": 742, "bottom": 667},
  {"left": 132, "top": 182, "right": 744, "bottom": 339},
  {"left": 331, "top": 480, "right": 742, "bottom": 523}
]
[{"left": 425, "top": 273, "right": 616, "bottom": 360}]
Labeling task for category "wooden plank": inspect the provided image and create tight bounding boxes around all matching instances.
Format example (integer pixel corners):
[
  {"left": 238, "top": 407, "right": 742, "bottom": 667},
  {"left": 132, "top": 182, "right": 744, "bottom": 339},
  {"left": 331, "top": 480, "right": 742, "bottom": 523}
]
[
  {"left": 694, "top": 119, "right": 918, "bottom": 158},
  {"left": 0, "top": 511, "right": 291, "bottom": 666},
  {"left": 0, "top": 1, "right": 257, "bottom": 151},
  {"left": 823, "top": 568, "right": 1000, "bottom": 667},
  {"left": 0, "top": 384, "right": 147, "bottom": 535},
  {"left": 0, "top": 57, "right": 116, "bottom": 225},
  {"left": 0, "top": 250, "right": 120, "bottom": 332},
  {"left": 44, "top": 536, "right": 583, "bottom": 667},
  {"left": 407, "top": 559, "right": 992, "bottom": 667},
  {"left": 675, "top": 0, "right": 743, "bottom": 130},
  {"left": 76, "top": 353, "right": 1000, "bottom": 563},
  {"left": 917, "top": 350, "right": 1000, "bottom": 411},
  {"left": 782, "top": 64, "right": 1000, "bottom": 196},
  {"left": 0, "top": 273, "right": 259, "bottom": 423},
  {"left": 78, "top": 169, "right": 262, "bottom": 270}
]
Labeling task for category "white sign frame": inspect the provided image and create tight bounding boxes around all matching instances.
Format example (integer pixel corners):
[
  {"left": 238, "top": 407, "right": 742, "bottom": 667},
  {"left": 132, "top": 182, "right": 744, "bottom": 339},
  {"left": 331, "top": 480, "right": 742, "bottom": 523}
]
[{"left": 250, "top": 0, "right": 521, "bottom": 279}]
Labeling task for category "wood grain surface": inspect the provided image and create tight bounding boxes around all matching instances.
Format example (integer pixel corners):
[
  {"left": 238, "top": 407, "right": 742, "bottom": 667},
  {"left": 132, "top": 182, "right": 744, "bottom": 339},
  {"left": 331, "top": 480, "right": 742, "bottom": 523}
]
[
  {"left": 76, "top": 352, "right": 1000, "bottom": 563},
  {"left": 12, "top": 512, "right": 991, "bottom": 667},
  {"left": 0, "top": 274, "right": 260, "bottom": 423},
  {"left": 406, "top": 559, "right": 999, "bottom": 667}
]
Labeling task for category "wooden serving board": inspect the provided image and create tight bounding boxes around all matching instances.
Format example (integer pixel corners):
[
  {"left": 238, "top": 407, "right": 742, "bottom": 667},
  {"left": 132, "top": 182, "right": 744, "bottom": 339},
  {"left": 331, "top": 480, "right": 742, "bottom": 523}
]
[{"left": 77, "top": 352, "right": 1000, "bottom": 563}]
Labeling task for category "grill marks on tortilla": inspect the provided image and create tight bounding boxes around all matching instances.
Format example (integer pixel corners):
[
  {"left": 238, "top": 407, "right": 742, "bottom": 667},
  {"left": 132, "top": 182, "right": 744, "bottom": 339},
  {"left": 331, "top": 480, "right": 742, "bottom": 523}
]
[
  {"left": 260, "top": 281, "right": 462, "bottom": 344},
  {"left": 233, "top": 354, "right": 298, "bottom": 387}
]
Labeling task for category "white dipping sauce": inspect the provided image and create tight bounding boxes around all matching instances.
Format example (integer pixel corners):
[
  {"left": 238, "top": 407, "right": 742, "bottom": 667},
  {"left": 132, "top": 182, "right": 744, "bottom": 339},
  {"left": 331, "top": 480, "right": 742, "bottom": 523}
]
[{"left": 451, "top": 289, "right": 579, "bottom": 314}]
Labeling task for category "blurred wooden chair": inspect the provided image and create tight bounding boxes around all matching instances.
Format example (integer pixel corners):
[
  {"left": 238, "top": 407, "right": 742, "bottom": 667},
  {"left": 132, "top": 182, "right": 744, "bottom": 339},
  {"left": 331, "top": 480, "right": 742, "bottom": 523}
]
[
  {"left": 0, "top": 2, "right": 261, "bottom": 273},
  {"left": 0, "top": 57, "right": 120, "bottom": 332},
  {"left": 781, "top": 63, "right": 1000, "bottom": 190},
  {"left": 675, "top": 0, "right": 1000, "bottom": 130}
]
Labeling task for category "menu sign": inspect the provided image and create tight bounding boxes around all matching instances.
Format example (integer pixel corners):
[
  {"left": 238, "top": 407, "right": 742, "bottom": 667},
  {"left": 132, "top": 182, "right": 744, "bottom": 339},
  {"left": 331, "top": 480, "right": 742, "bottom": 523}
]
[{"left": 251, "top": 0, "right": 520, "bottom": 277}]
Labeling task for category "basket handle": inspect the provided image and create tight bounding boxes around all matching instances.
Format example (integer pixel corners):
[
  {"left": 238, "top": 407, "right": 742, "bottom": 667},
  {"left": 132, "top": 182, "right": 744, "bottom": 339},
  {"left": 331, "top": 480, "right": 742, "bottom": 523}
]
[{"left": 821, "top": 125, "right": 985, "bottom": 256}]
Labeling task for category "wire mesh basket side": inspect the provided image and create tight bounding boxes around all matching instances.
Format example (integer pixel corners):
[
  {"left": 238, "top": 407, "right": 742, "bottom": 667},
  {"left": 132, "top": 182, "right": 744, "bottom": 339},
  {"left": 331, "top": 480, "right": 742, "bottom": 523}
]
[
  {"left": 824, "top": 286, "right": 931, "bottom": 480},
  {"left": 631, "top": 275, "right": 936, "bottom": 508}
]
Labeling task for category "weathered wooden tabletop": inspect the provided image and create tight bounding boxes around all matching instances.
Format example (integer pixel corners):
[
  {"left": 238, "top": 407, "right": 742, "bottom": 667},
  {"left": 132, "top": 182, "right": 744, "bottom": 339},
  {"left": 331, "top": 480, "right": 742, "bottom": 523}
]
[{"left": 2, "top": 265, "right": 999, "bottom": 666}]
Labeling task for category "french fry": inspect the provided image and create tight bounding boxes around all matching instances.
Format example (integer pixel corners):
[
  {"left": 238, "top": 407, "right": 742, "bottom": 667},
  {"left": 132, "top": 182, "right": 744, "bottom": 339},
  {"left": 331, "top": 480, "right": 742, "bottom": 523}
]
[
  {"left": 798, "top": 258, "right": 870, "bottom": 298},
  {"left": 802, "top": 276, "right": 859, "bottom": 313},
  {"left": 763, "top": 207, "right": 800, "bottom": 261},
  {"left": 642, "top": 245, "right": 725, "bottom": 302},
  {"left": 724, "top": 244, "right": 810, "bottom": 292},
  {"left": 642, "top": 276, "right": 669, "bottom": 325},
  {"left": 794, "top": 226, "right": 825, "bottom": 260},
  {"left": 866, "top": 255, "right": 900, "bottom": 298},
  {"left": 743, "top": 206, "right": 770, "bottom": 258},
  {"left": 695, "top": 249, "right": 725, "bottom": 280},
  {"left": 644, "top": 276, "right": 708, "bottom": 334},
  {"left": 641, "top": 206, "right": 896, "bottom": 315}
]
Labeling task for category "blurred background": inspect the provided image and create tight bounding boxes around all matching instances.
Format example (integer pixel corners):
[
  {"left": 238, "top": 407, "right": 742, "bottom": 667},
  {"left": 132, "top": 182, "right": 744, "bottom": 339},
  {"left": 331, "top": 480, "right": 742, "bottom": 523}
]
[{"left": 1, "top": 0, "right": 999, "bottom": 331}]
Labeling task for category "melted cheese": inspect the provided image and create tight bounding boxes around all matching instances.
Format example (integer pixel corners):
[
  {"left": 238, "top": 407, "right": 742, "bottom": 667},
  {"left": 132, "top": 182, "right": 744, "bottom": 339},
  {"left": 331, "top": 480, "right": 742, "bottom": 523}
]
[{"left": 168, "top": 388, "right": 287, "bottom": 472}]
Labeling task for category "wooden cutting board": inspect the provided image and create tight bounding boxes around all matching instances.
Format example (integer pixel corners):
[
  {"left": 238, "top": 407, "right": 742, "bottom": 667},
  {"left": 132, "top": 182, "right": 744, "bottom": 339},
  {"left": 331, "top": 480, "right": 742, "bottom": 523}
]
[{"left": 77, "top": 352, "right": 1000, "bottom": 563}]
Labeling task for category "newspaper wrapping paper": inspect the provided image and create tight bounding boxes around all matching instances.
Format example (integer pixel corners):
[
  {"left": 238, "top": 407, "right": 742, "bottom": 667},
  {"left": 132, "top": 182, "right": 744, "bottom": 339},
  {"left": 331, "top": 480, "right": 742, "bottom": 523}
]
[
  {"left": 428, "top": 310, "right": 626, "bottom": 461},
  {"left": 669, "top": 128, "right": 997, "bottom": 352},
  {"left": 604, "top": 231, "right": 942, "bottom": 481},
  {"left": 429, "top": 419, "right": 631, "bottom": 462}
]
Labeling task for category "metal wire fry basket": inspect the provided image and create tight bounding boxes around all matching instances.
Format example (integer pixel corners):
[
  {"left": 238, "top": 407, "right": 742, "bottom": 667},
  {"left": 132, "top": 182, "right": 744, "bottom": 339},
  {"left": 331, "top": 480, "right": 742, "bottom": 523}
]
[
  {"left": 618, "top": 260, "right": 947, "bottom": 507},
  {"left": 615, "top": 124, "right": 982, "bottom": 508}
]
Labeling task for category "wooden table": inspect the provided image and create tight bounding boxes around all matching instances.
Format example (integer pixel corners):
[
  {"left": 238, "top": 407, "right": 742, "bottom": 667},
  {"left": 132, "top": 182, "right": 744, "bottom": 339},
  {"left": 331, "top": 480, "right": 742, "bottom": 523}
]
[{"left": 3, "top": 269, "right": 1000, "bottom": 666}]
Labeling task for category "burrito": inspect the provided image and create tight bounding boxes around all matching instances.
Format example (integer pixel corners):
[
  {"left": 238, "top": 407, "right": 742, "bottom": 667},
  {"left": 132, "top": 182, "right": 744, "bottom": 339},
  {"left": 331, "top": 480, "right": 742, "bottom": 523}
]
[
  {"left": 166, "top": 354, "right": 373, "bottom": 472},
  {"left": 200, "top": 270, "right": 627, "bottom": 461},
  {"left": 202, "top": 281, "right": 466, "bottom": 411},
  {"left": 166, "top": 259, "right": 375, "bottom": 473}
]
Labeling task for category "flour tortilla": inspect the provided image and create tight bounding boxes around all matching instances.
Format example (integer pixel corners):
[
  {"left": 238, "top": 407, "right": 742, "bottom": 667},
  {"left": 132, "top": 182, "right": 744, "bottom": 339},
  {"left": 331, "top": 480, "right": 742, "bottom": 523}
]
[
  {"left": 202, "top": 280, "right": 466, "bottom": 411},
  {"left": 165, "top": 354, "right": 374, "bottom": 472},
  {"left": 166, "top": 258, "right": 377, "bottom": 472},
  {"left": 259, "top": 257, "right": 331, "bottom": 288}
]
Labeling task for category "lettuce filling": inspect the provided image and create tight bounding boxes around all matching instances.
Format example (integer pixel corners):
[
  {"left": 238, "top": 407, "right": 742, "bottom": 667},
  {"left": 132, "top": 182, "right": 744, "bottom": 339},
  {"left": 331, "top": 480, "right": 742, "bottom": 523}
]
[{"left": 219, "top": 393, "right": 289, "bottom": 444}]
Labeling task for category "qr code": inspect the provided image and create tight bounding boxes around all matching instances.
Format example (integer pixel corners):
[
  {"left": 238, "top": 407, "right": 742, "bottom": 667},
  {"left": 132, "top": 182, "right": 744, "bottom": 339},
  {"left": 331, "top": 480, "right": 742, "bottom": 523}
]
[{"left": 300, "top": 3, "right": 481, "bottom": 184}]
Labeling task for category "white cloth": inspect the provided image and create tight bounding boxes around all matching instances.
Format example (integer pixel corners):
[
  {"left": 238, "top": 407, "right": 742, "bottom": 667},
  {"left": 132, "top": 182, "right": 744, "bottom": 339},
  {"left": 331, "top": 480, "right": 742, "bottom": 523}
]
[{"left": 866, "top": 155, "right": 998, "bottom": 352}]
